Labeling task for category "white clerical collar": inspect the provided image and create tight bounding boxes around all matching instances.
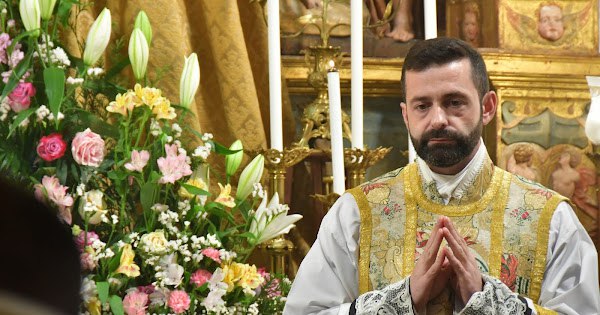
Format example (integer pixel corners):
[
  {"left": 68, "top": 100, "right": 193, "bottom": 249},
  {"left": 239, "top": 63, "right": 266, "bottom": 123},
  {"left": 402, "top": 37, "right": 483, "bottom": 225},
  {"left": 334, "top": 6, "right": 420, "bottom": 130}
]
[{"left": 416, "top": 140, "right": 487, "bottom": 204}]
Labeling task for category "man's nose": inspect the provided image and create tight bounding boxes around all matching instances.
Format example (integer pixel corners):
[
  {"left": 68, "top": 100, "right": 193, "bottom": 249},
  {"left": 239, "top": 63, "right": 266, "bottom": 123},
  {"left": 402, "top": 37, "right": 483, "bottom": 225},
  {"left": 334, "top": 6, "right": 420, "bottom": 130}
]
[{"left": 430, "top": 105, "right": 448, "bottom": 129}]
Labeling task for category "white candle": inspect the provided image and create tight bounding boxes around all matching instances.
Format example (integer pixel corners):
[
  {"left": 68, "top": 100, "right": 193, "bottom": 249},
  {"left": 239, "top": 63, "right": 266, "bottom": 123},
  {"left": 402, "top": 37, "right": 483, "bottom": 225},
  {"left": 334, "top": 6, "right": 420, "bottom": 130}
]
[
  {"left": 267, "top": 0, "right": 283, "bottom": 150},
  {"left": 327, "top": 66, "right": 346, "bottom": 195},
  {"left": 424, "top": 0, "right": 437, "bottom": 39},
  {"left": 351, "top": 0, "right": 363, "bottom": 149}
]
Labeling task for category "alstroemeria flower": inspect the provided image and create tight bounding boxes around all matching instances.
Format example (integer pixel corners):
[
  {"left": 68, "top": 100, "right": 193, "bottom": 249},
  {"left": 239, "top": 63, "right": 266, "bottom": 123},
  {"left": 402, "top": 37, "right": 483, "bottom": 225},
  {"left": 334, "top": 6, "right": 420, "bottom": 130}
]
[
  {"left": 116, "top": 244, "right": 140, "bottom": 278},
  {"left": 107, "top": 92, "right": 135, "bottom": 116},
  {"left": 34, "top": 175, "right": 74, "bottom": 224},
  {"left": 215, "top": 183, "right": 235, "bottom": 208},
  {"left": 125, "top": 150, "right": 150, "bottom": 172},
  {"left": 152, "top": 97, "right": 176, "bottom": 120},
  {"left": 249, "top": 192, "right": 302, "bottom": 245},
  {"left": 83, "top": 8, "right": 111, "bottom": 66},
  {"left": 157, "top": 144, "right": 192, "bottom": 184}
]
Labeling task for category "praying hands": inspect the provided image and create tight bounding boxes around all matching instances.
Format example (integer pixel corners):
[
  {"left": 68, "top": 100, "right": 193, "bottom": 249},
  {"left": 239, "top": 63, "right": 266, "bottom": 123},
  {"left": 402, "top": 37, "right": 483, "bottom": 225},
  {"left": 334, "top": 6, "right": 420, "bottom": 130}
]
[{"left": 410, "top": 216, "right": 483, "bottom": 313}]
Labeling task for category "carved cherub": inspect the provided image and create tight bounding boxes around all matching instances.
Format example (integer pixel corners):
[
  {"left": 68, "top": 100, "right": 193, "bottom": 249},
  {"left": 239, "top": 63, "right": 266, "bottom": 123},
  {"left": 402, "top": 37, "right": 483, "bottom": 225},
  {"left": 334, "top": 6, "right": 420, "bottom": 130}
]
[{"left": 504, "top": 1, "right": 592, "bottom": 44}]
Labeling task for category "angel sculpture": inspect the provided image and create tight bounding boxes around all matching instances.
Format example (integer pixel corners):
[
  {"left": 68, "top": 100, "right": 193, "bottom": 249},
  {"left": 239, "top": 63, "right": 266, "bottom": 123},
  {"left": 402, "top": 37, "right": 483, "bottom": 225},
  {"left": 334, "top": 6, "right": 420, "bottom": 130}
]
[{"left": 504, "top": 1, "right": 592, "bottom": 44}]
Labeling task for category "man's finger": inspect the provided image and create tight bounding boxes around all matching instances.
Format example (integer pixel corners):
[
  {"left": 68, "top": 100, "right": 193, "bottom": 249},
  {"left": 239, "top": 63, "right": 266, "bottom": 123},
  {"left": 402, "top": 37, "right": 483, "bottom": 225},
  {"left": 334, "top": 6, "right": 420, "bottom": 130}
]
[
  {"left": 443, "top": 227, "right": 468, "bottom": 262},
  {"left": 444, "top": 246, "right": 467, "bottom": 275}
]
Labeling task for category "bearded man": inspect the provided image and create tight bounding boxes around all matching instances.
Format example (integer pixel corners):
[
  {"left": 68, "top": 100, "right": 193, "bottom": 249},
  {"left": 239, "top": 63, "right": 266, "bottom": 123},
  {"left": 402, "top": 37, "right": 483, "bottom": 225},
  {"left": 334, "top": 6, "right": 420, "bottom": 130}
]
[{"left": 284, "top": 38, "right": 600, "bottom": 314}]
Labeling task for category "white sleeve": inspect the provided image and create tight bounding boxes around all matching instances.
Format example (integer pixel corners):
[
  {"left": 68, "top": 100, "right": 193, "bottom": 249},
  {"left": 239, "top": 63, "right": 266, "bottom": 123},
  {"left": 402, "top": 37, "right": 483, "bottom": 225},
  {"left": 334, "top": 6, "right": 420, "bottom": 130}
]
[
  {"left": 528, "top": 201, "right": 600, "bottom": 314},
  {"left": 283, "top": 193, "right": 361, "bottom": 315}
]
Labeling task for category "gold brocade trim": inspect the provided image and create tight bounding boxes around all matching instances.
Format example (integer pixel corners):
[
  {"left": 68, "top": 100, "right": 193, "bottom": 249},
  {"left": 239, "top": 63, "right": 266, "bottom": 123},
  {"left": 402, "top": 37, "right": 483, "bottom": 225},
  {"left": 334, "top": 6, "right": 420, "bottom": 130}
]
[
  {"left": 348, "top": 187, "right": 373, "bottom": 294},
  {"left": 408, "top": 164, "right": 505, "bottom": 217},
  {"left": 488, "top": 170, "right": 513, "bottom": 279},
  {"left": 534, "top": 304, "right": 558, "bottom": 315},
  {"left": 530, "top": 195, "right": 566, "bottom": 302},
  {"left": 402, "top": 165, "right": 418, "bottom": 277}
]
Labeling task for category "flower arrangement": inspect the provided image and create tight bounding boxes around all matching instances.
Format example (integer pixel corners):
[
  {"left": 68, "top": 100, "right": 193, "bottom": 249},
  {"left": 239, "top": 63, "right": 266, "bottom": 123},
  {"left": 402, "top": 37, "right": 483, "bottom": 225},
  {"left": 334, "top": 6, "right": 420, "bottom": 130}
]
[{"left": 0, "top": 1, "right": 302, "bottom": 314}]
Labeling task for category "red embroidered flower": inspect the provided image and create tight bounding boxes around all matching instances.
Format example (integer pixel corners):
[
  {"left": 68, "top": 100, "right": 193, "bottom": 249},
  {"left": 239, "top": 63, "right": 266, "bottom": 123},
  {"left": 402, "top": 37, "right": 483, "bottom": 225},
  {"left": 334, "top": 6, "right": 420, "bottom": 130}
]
[
  {"left": 362, "top": 183, "right": 385, "bottom": 194},
  {"left": 37, "top": 133, "right": 67, "bottom": 162},
  {"left": 500, "top": 253, "right": 519, "bottom": 291}
]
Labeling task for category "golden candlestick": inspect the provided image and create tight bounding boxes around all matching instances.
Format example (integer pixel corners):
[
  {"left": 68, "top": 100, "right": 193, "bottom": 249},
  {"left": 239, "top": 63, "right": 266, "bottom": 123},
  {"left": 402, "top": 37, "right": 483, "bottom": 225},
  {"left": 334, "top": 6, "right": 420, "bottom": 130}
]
[
  {"left": 345, "top": 146, "right": 393, "bottom": 188},
  {"left": 260, "top": 147, "right": 311, "bottom": 275}
]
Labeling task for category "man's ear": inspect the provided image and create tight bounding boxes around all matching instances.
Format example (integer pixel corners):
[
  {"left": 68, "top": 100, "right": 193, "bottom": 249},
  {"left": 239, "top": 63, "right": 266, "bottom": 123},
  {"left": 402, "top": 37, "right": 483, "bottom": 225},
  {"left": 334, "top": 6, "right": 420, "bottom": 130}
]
[
  {"left": 400, "top": 102, "right": 409, "bottom": 127},
  {"left": 481, "top": 91, "right": 497, "bottom": 126}
]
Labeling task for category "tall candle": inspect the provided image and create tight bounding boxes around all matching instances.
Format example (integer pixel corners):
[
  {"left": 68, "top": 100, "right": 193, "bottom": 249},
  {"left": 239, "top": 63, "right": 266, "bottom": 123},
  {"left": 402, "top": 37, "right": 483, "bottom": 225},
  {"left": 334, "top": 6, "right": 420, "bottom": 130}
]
[
  {"left": 424, "top": 0, "right": 437, "bottom": 39},
  {"left": 351, "top": 0, "right": 363, "bottom": 149},
  {"left": 327, "top": 65, "right": 346, "bottom": 195},
  {"left": 267, "top": 0, "right": 283, "bottom": 150}
]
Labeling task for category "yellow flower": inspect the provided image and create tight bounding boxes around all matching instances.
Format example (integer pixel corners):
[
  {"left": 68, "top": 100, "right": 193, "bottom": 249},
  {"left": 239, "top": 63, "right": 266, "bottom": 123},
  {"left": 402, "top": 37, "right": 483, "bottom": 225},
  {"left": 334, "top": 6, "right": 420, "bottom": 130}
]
[
  {"left": 106, "top": 92, "right": 135, "bottom": 116},
  {"left": 221, "top": 262, "right": 263, "bottom": 292},
  {"left": 86, "top": 297, "right": 101, "bottom": 315},
  {"left": 237, "top": 263, "right": 263, "bottom": 290},
  {"left": 215, "top": 183, "right": 236, "bottom": 208},
  {"left": 152, "top": 97, "right": 176, "bottom": 120},
  {"left": 178, "top": 177, "right": 208, "bottom": 200},
  {"left": 115, "top": 244, "right": 140, "bottom": 278},
  {"left": 140, "top": 230, "right": 169, "bottom": 255},
  {"left": 140, "top": 85, "right": 163, "bottom": 108}
]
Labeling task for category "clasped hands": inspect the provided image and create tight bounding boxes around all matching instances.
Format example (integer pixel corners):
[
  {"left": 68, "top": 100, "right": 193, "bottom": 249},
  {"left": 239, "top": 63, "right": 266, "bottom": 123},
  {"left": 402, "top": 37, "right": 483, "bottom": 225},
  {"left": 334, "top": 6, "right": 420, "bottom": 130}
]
[{"left": 409, "top": 216, "right": 483, "bottom": 313}]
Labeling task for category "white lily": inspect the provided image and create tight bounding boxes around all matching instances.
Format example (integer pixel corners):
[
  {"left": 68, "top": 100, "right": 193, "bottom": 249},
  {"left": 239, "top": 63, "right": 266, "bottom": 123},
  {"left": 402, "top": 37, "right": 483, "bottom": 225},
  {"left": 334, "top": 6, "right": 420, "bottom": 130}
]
[
  {"left": 225, "top": 140, "right": 243, "bottom": 178},
  {"left": 83, "top": 8, "right": 111, "bottom": 67},
  {"left": 249, "top": 192, "right": 302, "bottom": 245},
  {"left": 19, "top": 0, "right": 40, "bottom": 35},
  {"left": 128, "top": 28, "right": 149, "bottom": 81},
  {"left": 39, "top": 0, "right": 57, "bottom": 21},
  {"left": 179, "top": 53, "right": 200, "bottom": 108},
  {"left": 134, "top": 10, "right": 152, "bottom": 45},
  {"left": 235, "top": 154, "right": 264, "bottom": 200}
]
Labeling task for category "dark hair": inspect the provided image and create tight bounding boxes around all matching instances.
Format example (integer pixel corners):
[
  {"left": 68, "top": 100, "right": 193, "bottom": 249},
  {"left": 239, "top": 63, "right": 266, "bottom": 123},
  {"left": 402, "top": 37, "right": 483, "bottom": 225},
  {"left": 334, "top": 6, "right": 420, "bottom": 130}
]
[{"left": 400, "top": 37, "right": 489, "bottom": 103}]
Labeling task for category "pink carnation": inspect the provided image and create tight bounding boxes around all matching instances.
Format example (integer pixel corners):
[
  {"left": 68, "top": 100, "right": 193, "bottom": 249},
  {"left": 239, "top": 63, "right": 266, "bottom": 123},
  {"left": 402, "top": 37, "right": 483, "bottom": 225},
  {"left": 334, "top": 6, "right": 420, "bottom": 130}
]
[
  {"left": 71, "top": 128, "right": 105, "bottom": 167},
  {"left": 123, "top": 290, "right": 148, "bottom": 315},
  {"left": 0, "top": 33, "right": 11, "bottom": 64},
  {"left": 202, "top": 248, "right": 221, "bottom": 263},
  {"left": 157, "top": 144, "right": 192, "bottom": 184},
  {"left": 34, "top": 175, "right": 74, "bottom": 224},
  {"left": 80, "top": 252, "right": 97, "bottom": 271},
  {"left": 137, "top": 284, "right": 155, "bottom": 295},
  {"left": 8, "top": 82, "right": 35, "bottom": 112},
  {"left": 190, "top": 269, "right": 212, "bottom": 287},
  {"left": 167, "top": 290, "right": 190, "bottom": 314},
  {"left": 74, "top": 231, "right": 99, "bottom": 252}
]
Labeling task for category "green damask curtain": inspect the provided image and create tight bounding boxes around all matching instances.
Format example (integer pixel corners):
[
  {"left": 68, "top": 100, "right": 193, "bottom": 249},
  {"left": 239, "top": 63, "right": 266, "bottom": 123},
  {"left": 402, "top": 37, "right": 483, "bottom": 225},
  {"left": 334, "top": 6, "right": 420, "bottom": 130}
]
[{"left": 63, "top": 0, "right": 296, "bottom": 152}]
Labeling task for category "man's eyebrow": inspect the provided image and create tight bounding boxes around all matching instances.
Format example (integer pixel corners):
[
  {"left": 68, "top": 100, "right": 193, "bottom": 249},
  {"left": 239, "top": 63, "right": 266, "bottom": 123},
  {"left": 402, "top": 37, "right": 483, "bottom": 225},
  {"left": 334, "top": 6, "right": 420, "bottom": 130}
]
[
  {"left": 408, "top": 96, "right": 431, "bottom": 103},
  {"left": 443, "top": 92, "right": 469, "bottom": 99}
]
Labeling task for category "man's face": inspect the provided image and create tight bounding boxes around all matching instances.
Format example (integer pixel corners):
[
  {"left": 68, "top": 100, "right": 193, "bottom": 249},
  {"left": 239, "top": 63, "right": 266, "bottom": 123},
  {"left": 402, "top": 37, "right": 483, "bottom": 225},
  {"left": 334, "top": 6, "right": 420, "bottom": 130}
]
[
  {"left": 401, "top": 59, "right": 489, "bottom": 171},
  {"left": 538, "top": 5, "right": 564, "bottom": 41}
]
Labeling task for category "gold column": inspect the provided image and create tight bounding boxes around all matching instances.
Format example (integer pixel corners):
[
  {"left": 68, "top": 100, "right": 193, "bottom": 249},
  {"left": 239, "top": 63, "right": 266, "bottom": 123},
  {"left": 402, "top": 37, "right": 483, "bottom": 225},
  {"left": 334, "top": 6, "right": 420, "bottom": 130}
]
[{"left": 344, "top": 147, "right": 392, "bottom": 188}]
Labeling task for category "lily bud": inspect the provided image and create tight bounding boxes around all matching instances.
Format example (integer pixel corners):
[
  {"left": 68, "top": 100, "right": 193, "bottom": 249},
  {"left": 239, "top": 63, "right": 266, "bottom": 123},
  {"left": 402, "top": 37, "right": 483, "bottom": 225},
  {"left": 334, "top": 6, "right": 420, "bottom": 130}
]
[
  {"left": 179, "top": 53, "right": 199, "bottom": 108},
  {"left": 225, "top": 140, "right": 243, "bottom": 178},
  {"left": 134, "top": 10, "right": 152, "bottom": 45},
  {"left": 236, "top": 154, "right": 264, "bottom": 200},
  {"left": 128, "top": 28, "right": 149, "bottom": 81},
  {"left": 39, "top": 0, "right": 57, "bottom": 21},
  {"left": 19, "top": 0, "right": 40, "bottom": 36},
  {"left": 83, "top": 8, "right": 111, "bottom": 67}
]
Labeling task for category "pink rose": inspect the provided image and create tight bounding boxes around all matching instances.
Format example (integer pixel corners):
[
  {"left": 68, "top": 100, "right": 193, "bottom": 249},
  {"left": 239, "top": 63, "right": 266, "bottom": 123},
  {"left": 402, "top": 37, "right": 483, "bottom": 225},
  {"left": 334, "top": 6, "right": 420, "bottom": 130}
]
[
  {"left": 37, "top": 133, "right": 67, "bottom": 162},
  {"left": 71, "top": 128, "right": 105, "bottom": 167},
  {"left": 190, "top": 269, "right": 212, "bottom": 287},
  {"left": 202, "top": 248, "right": 221, "bottom": 263},
  {"left": 123, "top": 290, "right": 148, "bottom": 315},
  {"left": 167, "top": 290, "right": 190, "bottom": 314},
  {"left": 8, "top": 82, "right": 35, "bottom": 112}
]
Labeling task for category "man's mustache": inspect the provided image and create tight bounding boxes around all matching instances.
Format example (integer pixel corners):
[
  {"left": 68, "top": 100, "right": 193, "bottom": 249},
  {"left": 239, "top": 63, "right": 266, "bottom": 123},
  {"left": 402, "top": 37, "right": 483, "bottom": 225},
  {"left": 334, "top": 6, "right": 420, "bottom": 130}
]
[{"left": 420, "top": 129, "right": 462, "bottom": 144}]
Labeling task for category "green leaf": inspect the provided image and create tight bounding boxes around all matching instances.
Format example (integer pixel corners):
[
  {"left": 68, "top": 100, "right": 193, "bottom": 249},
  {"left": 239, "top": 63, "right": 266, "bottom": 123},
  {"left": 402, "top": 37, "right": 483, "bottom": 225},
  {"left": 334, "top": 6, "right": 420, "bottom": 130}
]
[
  {"left": 213, "top": 141, "right": 240, "bottom": 155},
  {"left": 141, "top": 180, "right": 158, "bottom": 212},
  {"left": 57, "top": 0, "right": 79, "bottom": 26},
  {"left": 96, "top": 281, "right": 109, "bottom": 303},
  {"left": 44, "top": 67, "right": 66, "bottom": 125},
  {"left": 181, "top": 183, "right": 211, "bottom": 196},
  {"left": 7, "top": 108, "right": 35, "bottom": 138},
  {"left": 108, "top": 247, "right": 123, "bottom": 273},
  {"left": 109, "top": 295, "right": 125, "bottom": 315}
]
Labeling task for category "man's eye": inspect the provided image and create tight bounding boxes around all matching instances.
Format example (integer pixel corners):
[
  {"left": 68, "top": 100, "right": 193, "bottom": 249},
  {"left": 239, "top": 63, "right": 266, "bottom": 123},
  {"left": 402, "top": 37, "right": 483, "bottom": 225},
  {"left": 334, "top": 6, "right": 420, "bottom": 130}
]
[
  {"left": 449, "top": 99, "right": 464, "bottom": 107},
  {"left": 415, "top": 104, "right": 429, "bottom": 111}
]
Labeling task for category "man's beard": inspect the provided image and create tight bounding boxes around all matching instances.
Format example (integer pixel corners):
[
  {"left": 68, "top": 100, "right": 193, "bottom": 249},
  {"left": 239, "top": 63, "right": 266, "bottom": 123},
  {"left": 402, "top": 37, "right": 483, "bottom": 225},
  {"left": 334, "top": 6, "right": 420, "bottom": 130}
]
[{"left": 411, "top": 119, "right": 482, "bottom": 168}]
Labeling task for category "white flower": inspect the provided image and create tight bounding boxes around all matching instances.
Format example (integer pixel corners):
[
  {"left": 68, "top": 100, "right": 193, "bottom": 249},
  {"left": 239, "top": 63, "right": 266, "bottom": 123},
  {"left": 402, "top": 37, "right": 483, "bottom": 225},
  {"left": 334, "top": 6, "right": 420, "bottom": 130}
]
[
  {"left": 50, "top": 47, "right": 70, "bottom": 68},
  {"left": 171, "top": 123, "right": 182, "bottom": 138},
  {"left": 134, "top": 10, "right": 152, "bottom": 44},
  {"left": 128, "top": 28, "right": 149, "bottom": 81},
  {"left": 201, "top": 133, "right": 213, "bottom": 141},
  {"left": 80, "top": 277, "right": 97, "bottom": 303},
  {"left": 86, "top": 67, "right": 104, "bottom": 77},
  {"left": 251, "top": 183, "right": 265, "bottom": 199},
  {"left": 158, "top": 263, "right": 184, "bottom": 287},
  {"left": 249, "top": 192, "right": 302, "bottom": 245},
  {"left": 202, "top": 268, "right": 228, "bottom": 311},
  {"left": 78, "top": 190, "right": 107, "bottom": 225},
  {"left": 192, "top": 145, "right": 211, "bottom": 160},
  {"left": 150, "top": 118, "right": 161, "bottom": 136},
  {"left": 35, "top": 105, "right": 50, "bottom": 121},
  {"left": 179, "top": 53, "right": 200, "bottom": 108},
  {"left": 149, "top": 286, "right": 169, "bottom": 307},
  {"left": 66, "top": 76, "right": 84, "bottom": 85},
  {"left": 139, "top": 230, "right": 169, "bottom": 255},
  {"left": 76, "top": 183, "right": 86, "bottom": 196},
  {"left": 236, "top": 154, "right": 264, "bottom": 200},
  {"left": 151, "top": 203, "right": 169, "bottom": 212},
  {"left": 83, "top": 8, "right": 111, "bottom": 67}
]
